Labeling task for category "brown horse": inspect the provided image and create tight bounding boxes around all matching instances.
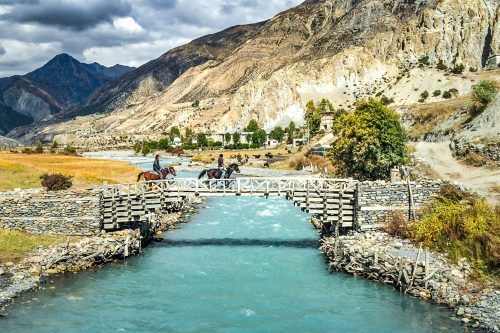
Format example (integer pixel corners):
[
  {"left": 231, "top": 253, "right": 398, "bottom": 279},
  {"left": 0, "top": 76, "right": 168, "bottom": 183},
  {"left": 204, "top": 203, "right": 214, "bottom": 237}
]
[{"left": 137, "top": 166, "right": 177, "bottom": 181}]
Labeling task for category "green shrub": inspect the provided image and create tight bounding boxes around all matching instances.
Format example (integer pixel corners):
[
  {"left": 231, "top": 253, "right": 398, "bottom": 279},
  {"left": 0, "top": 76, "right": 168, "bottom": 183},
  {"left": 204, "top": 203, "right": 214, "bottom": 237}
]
[
  {"left": 133, "top": 143, "right": 142, "bottom": 154},
  {"left": 63, "top": 145, "right": 77, "bottom": 155},
  {"left": 451, "top": 63, "right": 465, "bottom": 74},
  {"left": 191, "top": 100, "right": 200, "bottom": 107},
  {"left": 436, "top": 60, "right": 447, "bottom": 70},
  {"left": 380, "top": 95, "right": 394, "bottom": 105},
  {"left": 418, "top": 56, "right": 430, "bottom": 66},
  {"left": 411, "top": 184, "right": 499, "bottom": 274},
  {"left": 469, "top": 67, "right": 477, "bottom": 72},
  {"left": 432, "top": 90, "right": 441, "bottom": 97},
  {"left": 442, "top": 90, "right": 452, "bottom": 99},
  {"left": 471, "top": 80, "right": 497, "bottom": 107},
  {"left": 34, "top": 140, "right": 44, "bottom": 154},
  {"left": 40, "top": 173, "right": 73, "bottom": 191},
  {"left": 141, "top": 144, "right": 151, "bottom": 156},
  {"left": 331, "top": 99, "right": 408, "bottom": 180}
]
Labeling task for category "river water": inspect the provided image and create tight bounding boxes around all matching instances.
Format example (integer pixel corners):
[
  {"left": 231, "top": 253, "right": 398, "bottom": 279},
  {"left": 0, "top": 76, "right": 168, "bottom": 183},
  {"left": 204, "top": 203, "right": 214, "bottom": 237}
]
[{"left": 1, "top": 153, "right": 466, "bottom": 332}]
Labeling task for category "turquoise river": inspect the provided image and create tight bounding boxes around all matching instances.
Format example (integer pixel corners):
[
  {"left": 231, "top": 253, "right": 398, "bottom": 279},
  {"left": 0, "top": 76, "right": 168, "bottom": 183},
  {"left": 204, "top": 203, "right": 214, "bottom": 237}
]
[{"left": 1, "top": 155, "right": 467, "bottom": 332}]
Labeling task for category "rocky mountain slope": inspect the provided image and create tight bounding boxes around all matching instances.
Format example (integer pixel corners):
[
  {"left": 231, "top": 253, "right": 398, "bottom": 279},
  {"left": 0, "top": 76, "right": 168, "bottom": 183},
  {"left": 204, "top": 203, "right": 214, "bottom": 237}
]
[
  {"left": 8, "top": 0, "right": 500, "bottom": 145},
  {"left": 0, "top": 54, "right": 134, "bottom": 133}
]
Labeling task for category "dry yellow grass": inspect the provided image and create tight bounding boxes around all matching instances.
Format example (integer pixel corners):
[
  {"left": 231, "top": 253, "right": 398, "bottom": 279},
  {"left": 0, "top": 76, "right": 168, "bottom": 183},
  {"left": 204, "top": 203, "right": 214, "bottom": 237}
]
[
  {"left": 406, "top": 96, "right": 470, "bottom": 139},
  {"left": 0, "top": 228, "right": 69, "bottom": 263},
  {"left": 0, "top": 152, "right": 141, "bottom": 191}
]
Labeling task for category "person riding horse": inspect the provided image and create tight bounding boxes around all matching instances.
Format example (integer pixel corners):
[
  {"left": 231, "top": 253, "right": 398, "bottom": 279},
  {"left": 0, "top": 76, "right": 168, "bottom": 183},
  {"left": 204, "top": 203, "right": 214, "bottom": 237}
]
[
  {"left": 218, "top": 154, "right": 226, "bottom": 179},
  {"left": 198, "top": 162, "right": 240, "bottom": 180},
  {"left": 153, "top": 154, "right": 163, "bottom": 179}
]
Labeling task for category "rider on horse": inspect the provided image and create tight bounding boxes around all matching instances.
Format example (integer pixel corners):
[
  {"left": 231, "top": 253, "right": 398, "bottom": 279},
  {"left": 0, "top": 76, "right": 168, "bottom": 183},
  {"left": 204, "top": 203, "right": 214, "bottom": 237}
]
[
  {"left": 153, "top": 154, "right": 163, "bottom": 179},
  {"left": 218, "top": 154, "right": 226, "bottom": 179}
]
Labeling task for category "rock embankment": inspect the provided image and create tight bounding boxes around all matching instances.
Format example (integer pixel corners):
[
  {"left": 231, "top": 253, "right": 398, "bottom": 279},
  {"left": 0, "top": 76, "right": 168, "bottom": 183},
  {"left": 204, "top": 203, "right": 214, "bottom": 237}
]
[
  {"left": 0, "top": 197, "right": 201, "bottom": 310},
  {"left": 321, "top": 232, "right": 499, "bottom": 332}
]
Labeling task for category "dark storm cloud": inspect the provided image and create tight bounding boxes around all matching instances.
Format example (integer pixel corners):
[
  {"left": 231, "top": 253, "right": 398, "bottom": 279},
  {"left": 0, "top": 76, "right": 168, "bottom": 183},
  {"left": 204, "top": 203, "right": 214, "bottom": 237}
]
[
  {"left": 0, "top": 0, "right": 303, "bottom": 76},
  {"left": 2, "top": 0, "right": 132, "bottom": 31}
]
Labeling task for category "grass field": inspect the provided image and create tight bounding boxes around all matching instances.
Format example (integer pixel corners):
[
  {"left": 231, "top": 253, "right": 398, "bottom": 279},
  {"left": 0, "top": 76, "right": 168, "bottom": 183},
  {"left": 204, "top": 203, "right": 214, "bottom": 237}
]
[
  {"left": 0, "top": 152, "right": 141, "bottom": 191},
  {"left": 0, "top": 229, "right": 69, "bottom": 263}
]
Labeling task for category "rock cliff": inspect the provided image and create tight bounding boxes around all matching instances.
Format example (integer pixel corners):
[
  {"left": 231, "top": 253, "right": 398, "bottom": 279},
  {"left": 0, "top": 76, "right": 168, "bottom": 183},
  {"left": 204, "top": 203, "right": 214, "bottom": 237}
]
[{"left": 9, "top": 0, "right": 500, "bottom": 144}]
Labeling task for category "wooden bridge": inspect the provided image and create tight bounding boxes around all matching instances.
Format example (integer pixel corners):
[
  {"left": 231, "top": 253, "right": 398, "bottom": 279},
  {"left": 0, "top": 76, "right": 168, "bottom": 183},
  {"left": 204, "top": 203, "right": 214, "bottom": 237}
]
[{"left": 100, "top": 177, "right": 358, "bottom": 233}]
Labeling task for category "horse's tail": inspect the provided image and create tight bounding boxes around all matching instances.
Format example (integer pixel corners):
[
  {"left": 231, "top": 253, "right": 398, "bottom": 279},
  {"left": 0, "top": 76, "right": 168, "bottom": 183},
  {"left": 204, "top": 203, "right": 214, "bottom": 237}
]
[
  {"left": 137, "top": 172, "right": 145, "bottom": 182},
  {"left": 198, "top": 170, "right": 207, "bottom": 179}
]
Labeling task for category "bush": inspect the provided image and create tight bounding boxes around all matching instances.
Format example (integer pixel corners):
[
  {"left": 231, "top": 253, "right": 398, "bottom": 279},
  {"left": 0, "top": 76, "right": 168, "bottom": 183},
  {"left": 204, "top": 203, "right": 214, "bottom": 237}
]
[
  {"left": 451, "top": 63, "right": 465, "bottom": 74},
  {"left": 471, "top": 80, "right": 497, "bottom": 107},
  {"left": 380, "top": 95, "right": 394, "bottom": 105},
  {"left": 331, "top": 99, "right": 408, "bottom": 180},
  {"left": 191, "top": 100, "right": 200, "bottom": 107},
  {"left": 411, "top": 185, "right": 499, "bottom": 274},
  {"left": 22, "top": 148, "right": 33, "bottom": 154},
  {"left": 418, "top": 56, "right": 430, "bottom": 66},
  {"left": 141, "top": 144, "right": 151, "bottom": 156},
  {"left": 133, "top": 143, "right": 142, "bottom": 154},
  {"left": 469, "top": 67, "right": 477, "bottom": 72},
  {"left": 436, "top": 60, "right": 447, "bottom": 70},
  {"left": 432, "top": 90, "right": 441, "bottom": 97},
  {"left": 40, "top": 173, "right": 73, "bottom": 191},
  {"left": 34, "top": 140, "right": 44, "bottom": 154},
  {"left": 63, "top": 145, "right": 77, "bottom": 155},
  {"left": 385, "top": 212, "right": 412, "bottom": 239},
  {"left": 442, "top": 90, "right": 452, "bottom": 99}
]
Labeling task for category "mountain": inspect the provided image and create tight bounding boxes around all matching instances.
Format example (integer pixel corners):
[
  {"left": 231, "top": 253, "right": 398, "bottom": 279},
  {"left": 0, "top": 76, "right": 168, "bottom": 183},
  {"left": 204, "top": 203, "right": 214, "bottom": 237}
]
[
  {"left": 0, "top": 104, "right": 32, "bottom": 136},
  {"left": 0, "top": 54, "right": 135, "bottom": 133},
  {"left": 9, "top": 0, "right": 500, "bottom": 145}
]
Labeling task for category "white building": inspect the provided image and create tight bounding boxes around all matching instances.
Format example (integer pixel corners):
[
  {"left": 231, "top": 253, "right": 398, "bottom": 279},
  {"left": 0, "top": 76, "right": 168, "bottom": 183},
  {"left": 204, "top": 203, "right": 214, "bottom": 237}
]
[{"left": 267, "top": 139, "right": 279, "bottom": 148}]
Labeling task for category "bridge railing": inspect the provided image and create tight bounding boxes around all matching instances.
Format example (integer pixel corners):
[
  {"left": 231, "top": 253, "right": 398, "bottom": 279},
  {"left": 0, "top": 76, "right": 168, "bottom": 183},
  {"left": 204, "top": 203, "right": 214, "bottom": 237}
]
[{"left": 101, "top": 177, "right": 356, "bottom": 197}]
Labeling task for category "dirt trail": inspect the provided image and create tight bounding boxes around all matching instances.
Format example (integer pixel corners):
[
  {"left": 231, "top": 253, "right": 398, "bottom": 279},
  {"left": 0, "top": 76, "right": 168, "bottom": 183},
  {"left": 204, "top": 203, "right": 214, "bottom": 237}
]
[{"left": 414, "top": 141, "right": 500, "bottom": 205}]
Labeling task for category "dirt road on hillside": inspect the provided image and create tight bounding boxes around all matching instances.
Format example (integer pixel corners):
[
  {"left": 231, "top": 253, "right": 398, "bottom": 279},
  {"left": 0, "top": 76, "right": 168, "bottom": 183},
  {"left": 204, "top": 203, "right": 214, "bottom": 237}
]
[{"left": 414, "top": 141, "right": 500, "bottom": 205}]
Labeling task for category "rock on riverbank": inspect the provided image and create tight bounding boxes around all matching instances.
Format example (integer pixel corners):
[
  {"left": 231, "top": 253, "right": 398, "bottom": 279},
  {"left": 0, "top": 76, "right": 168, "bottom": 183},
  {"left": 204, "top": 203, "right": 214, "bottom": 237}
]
[
  {"left": 0, "top": 197, "right": 202, "bottom": 310},
  {"left": 321, "top": 232, "right": 499, "bottom": 332}
]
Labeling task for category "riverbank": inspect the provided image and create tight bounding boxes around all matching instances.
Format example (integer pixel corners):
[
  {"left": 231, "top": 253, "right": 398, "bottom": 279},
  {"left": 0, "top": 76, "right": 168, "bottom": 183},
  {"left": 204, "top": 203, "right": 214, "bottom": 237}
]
[
  {"left": 0, "top": 196, "right": 202, "bottom": 311},
  {"left": 321, "top": 231, "right": 499, "bottom": 332}
]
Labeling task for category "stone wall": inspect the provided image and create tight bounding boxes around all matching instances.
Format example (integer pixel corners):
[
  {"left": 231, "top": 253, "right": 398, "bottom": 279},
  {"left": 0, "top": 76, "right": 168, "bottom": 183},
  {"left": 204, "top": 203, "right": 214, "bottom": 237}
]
[
  {"left": 355, "top": 180, "right": 443, "bottom": 230},
  {"left": 0, "top": 189, "right": 100, "bottom": 236},
  {"left": 450, "top": 139, "right": 500, "bottom": 166}
]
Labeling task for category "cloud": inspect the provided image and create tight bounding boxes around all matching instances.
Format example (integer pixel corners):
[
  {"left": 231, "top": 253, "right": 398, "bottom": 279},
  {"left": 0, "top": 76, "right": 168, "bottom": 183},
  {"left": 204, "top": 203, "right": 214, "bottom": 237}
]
[
  {"left": 1, "top": 0, "right": 132, "bottom": 31},
  {"left": 0, "top": 0, "right": 304, "bottom": 76}
]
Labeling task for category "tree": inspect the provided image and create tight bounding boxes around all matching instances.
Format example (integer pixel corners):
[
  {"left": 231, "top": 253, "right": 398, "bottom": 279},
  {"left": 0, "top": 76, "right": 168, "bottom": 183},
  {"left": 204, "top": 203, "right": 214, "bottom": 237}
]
[
  {"left": 157, "top": 138, "right": 170, "bottom": 150},
  {"left": 232, "top": 132, "right": 241, "bottom": 146},
  {"left": 197, "top": 133, "right": 208, "bottom": 147},
  {"left": 305, "top": 100, "right": 322, "bottom": 133},
  {"left": 35, "top": 140, "right": 44, "bottom": 154},
  {"left": 244, "top": 119, "right": 259, "bottom": 132},
  {"left": 51, "top": 141, "right": 58, "bottom": 149},
  {"left": 331, "top": 99, "right": 408, "bottom": 181},
  {"left": 269, "top": 126, "right": 285, "bottom": 142},
  {"left": 252, "top": 129, "right": 267, "bottom": 146},
  {"left": 183, "top": 128, "right": 194, "bottom": 144},
  {"left": 133, "top": 143, "right": 142, "bottom": 154},
  {"left": 286, "top": 121, "right": 296, "bottom": 143},
  {"left": 141, "top": 144, "right": 151, "bottom": 156},
  {"left": 224, "top": 132, "right": 231, "bottom": 145},
  {"left": 169, "top": 127, "right": 180, "bottom": 141}
]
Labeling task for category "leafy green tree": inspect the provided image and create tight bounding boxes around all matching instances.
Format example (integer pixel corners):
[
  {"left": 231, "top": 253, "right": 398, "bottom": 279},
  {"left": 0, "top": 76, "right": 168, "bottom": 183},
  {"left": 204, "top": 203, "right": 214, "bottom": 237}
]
[
  {"left": 141, "top": 144, "right": 151, "bottom": 156},
  {"left": 244, "top": 119, "right": 259, "bottom": 132},
  {"left": 35, "top": 140, "right": 44, "bottom": 154},
  {"left": 305, "top": 100, "right": 322, "bottom": 133},
  {"left": 157, "top": 138, "right": 170, "bottom": 150},
  {"left": 286, "top": 121, "right": 296, "bottom": 143},
  {"left": 224, "top": 132, "right": 231, "bottom": 144},
  {"left": 133, "top": 143, "right": 142, "bottom": 154},
  {"left": 183, "top": 128, "right": 194, "bottom": 144},
  {"left": 169, "top": 127, "right": 180, "bottom": 141},
  {"left": 232, "top": 132, "right": 241, "bottom": 145},
  {"left": 269, "top": 126, "right": 285, "bottom": 142},
  {"left": 331, "top": 100, "right": 408, "bottom": 180},
  {"left": 196, "top": 133, "right": 208, "bottom": 147},
  {"left": 252, "top": 129, "right": 267, "bottom": 146},
  {"left": 51, "top": 141, "right": 58, "bottom": 149}
]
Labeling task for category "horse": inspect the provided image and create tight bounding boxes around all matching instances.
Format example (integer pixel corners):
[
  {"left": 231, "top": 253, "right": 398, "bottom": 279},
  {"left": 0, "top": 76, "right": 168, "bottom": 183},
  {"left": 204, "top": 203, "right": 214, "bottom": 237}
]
[
  {"left": 197, "top": 163, "right": 240, "bottom": 180},
  {"left": 137, "top": 166, "right": 177, "bottom": 182}
]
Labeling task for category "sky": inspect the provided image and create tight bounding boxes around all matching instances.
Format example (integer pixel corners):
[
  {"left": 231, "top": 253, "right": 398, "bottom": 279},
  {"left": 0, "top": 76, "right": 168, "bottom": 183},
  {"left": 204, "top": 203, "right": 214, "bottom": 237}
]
[{"left": 0, "top": 0, "right": 302, "bottom": 77}]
